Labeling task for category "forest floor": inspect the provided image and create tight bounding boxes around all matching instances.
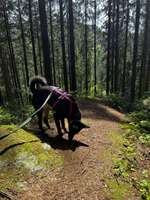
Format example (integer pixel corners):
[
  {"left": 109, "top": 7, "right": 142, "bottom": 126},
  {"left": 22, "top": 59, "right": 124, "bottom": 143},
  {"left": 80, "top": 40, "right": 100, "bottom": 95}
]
[{"left": 0, "top": 99, "right": 142, "bottom": 200}]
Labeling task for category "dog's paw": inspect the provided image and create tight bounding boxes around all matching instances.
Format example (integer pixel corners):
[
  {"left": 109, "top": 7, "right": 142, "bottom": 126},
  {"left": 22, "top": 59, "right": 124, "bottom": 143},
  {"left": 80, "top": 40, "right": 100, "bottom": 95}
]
[
  {"left": 39, "top": 127, "right": 47, "bottom": 132},
  {"left": 68, "top": 133, "right": 74, "bottom": 141},
  {"left": 48, "top": 127, "right": 55, "bottom": 130},
  {"left": 58, "top": 132, "right": 63, "bottom": 138},
  {"left": 63, "top": 128, "right": 68, "bottom": 133}
]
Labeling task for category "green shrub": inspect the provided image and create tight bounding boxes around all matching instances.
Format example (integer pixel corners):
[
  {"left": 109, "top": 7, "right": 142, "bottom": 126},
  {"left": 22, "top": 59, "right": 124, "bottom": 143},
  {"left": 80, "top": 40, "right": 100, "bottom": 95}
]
[
  {"left": 0, "top": 107, "right": 15, "bottom": 124},
  {"left": 101, "top": 94, "right": 131, "bottom": 112},
  {"left": 0, "top": 105, "right": 36, "bottom": 125}
]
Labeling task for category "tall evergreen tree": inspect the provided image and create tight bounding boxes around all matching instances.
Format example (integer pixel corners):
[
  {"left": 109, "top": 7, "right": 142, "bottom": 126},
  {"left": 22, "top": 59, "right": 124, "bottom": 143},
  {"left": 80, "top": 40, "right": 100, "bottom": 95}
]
[
  {"left": 145, "top": 49, "right": 150, "bottom": 92},
  {"left": 94, "top": 0, "right": 97, "bottom": 96},
  {"left": 38, "top": 0, "right": 52, "bottom": 84},
  {"left": 110, "top": 0, "right": 115, "bottom": 93},
  {"left": 0, "top": 46, "right": 13, "bottom": 102},
  {"left": 18, "top": 0, "right": 29, "bottom": 87},
  {"left": 139, "top": 0, "right": 150, "bottom": 97},
  {"left": 2, "top": 1, "right": 23, "bottom": 103},
  {"left": 59, "top": 0, "right": 68, "bottom": 91},
  {"left": 130, "top": 0, "right": 141, "bottom": 102},
  {"left": 28, "top": 0, "right": 38, "bottom": 75},
  {"left": 68, "top": 0, "right": 76, "bottom": 91},
  {"left": 34, "top": 4, "right": 43, "bottom": 75},
  {"left": 114, "top": 0, "right": 119, "bottom": 92},
  {"left": 122, "top": 0, "right": 129, "bottom": 96},
  {"left": 48, "top": 0, "right": 56, "bottom": 85},
  {"left": 84, "top": 0, "right": 88, "bottom": 95},
  {"left": 106, "top": 0, "right": 112, "bottom": 95}
]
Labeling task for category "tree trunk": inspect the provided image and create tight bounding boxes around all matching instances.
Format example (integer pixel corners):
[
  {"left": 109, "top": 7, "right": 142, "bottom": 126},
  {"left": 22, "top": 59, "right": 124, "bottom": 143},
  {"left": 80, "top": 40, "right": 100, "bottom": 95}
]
[
  {"left": 68, "top": 0, "right": 76, "bottom": 92},
  {"left": 0, "top": 46, "right": 12, "bottom": 103},
  {"left": 122, "top": 0, "right": 129, "bottom": 96},
  {"left": 84, "top": 0, "right": 88, "bottom": 95},
  {"left": 34, "top": 4, "right": 43, "bottom": 75},
  {"left": 114, "top": 0, "right": 119, "bottom": 92},
  {"left": 18, "top": 0, "right": 29, "bottom": 87},
  {"left": 49, "top": 0, "right": 56, "bottom": 85},
  {"left": 0, "top": 89, "right": 3, "bottom": 106},
  {"left": 130, "top": 0, "right": 140, "bottom": 102},
  {"left": 38, "top": 0, "right": 52, "bottom": 84},
  {"left": 28, "top": 0, "right": 38, "bottom": 75},
  {"left": 94, "top": 0, "right": 97, "bottom": 96},
  {"left": 106, "top": 0, "right": 112, "bottom": 95},
  {"left": 37, "top": 21, "right": 43, "bottom": 75},
  {"left": 139, "top": 0, "right": 150, "bottom": 98},
  {"left": 59, "top": 0, "right": 68, "bottom": 91},
  {"left": 3, "top": 1, "right": 23, "bottom": 104},
  {"left": 145, "top": 50, "right": 150, "bottom": 92},
  {"left": 110, "top": 0, "right": 115, "bottom": 93}
]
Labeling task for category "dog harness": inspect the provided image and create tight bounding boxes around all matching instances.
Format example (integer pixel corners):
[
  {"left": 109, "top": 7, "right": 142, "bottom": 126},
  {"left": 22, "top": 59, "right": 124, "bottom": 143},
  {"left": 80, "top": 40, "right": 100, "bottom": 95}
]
[{"left": 49, "top": 87, "right": 75, "bottom": 118}]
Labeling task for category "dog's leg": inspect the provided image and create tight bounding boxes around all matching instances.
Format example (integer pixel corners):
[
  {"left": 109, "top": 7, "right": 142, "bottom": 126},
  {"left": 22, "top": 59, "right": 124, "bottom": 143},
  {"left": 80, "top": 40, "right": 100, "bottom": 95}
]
[
  {"left": 43, "top": 107, "right": 51, "bottom": 129},
  {"left": 53, "top": 114, "right": 63, "bottom": 137},
  {"left": 68, "top": 119, "right": 71, "bottom": 132},
  {"left": 68, "top": 133, "right": 74, "bottom": 141},
  {"left": 44, "top": 117, "right": 50, "bottom": 129},
  {"left": 67, "top": 119, "right": 74, "bottom": 141},
  {"left": 37, "top": 111, "right": 44, "bottom": 131},
  {"left": 61, "top": 118, "right": 68, "bottom": 133}
]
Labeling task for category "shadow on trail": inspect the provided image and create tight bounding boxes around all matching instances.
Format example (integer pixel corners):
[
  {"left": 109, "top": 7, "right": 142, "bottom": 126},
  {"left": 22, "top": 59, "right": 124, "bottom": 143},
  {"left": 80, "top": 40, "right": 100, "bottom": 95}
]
[
  {"left": 79, "top": 98, "right": 124, "bottom": 122},
  {"left": 25, "top": 128, "right": 89, "bottom": 152}
]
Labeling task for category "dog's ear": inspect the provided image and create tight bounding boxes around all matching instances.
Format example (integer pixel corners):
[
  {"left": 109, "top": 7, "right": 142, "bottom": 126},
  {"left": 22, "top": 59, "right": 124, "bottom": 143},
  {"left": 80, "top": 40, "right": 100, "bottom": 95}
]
[{"left": 79, "top": 122, "right": 90, "bottom": 129}]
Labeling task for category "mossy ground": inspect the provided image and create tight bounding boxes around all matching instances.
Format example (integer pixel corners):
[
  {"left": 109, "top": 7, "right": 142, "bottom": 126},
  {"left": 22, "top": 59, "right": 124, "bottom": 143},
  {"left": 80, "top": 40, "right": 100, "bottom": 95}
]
[
  {"left": 99, "top": 131, "right": 135, "bottom": 200},
  {"left": 0, "top": 125, "right": 63, "bottom": 192},
  {"left": 99, "top": 128, "right": 150, "bottom": 200},
  {"left": 1, "top": 99, "right": 148, "bottom": 199}
]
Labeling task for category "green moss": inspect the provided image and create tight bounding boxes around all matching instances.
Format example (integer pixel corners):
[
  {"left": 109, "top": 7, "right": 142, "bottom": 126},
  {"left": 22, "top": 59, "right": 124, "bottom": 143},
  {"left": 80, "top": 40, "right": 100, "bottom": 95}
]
[
  {"left": 108, "top": 131, "right": 125, "bottom": 148},
  {"left": 107, "top": 180, "right": 131, "bottom": 200},
  {"left": 99, "top": 131, "right": 136, "bottom": 199},
  {"left": 0, "top": 126, "right": 64, "bottom": 192}
]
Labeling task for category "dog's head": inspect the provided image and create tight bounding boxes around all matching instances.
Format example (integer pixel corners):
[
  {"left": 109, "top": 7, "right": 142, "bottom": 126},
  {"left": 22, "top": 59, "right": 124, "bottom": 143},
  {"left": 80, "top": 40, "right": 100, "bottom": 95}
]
[
  {"left": 29, "top": 76, "right": 47, "bottom": 93},
  {"left": 69, "top": 120, "right": 90, "bottom": 135}
]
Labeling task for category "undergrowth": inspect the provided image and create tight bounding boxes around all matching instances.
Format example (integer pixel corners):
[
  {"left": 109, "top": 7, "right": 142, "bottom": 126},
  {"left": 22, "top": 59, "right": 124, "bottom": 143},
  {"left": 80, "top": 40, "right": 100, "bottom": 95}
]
[
  {"left": 101, "top": 93, "right": 150, "bottom": 113},
  {"left": 101, "top": 94, "right": 131, "bottom": 112},
  {"left": 112, "top": 97, "right": 150, "bottom": 200},
  {"left": 0, "top": 105, "right": 35, "bottom": 125},
  {"left": 0, "top": 103, "right": 54, "bottom": 128}
]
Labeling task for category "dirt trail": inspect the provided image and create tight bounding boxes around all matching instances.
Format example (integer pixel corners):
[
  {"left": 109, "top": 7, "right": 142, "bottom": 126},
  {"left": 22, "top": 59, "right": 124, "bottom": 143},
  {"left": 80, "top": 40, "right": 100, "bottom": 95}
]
[{"left": 17, "top": 99, "right": 132, "bottom": 200}]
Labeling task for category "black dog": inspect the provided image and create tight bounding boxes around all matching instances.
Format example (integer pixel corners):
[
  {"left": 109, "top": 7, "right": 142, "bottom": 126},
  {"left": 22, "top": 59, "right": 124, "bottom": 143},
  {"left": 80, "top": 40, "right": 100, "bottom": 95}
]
[{"left": 29, "top": 76, "right": 89, "bottom": 140}]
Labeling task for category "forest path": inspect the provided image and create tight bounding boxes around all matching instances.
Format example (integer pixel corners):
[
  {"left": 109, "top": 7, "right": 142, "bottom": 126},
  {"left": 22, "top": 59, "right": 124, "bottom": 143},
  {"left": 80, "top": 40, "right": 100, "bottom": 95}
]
[{"left": 17, "top": 99, "right": 137, "bottom": 200}]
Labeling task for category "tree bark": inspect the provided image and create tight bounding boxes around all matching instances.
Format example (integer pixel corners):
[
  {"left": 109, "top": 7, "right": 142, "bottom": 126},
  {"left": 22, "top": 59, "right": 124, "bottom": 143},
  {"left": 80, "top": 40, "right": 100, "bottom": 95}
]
[
  {"left": 34, "top": 4, "right": 43, "bottom": 75},
  {"left": 3, "top": 1, "right": 23, "bottom": 104},
  {"left": 145, "top": 50, "right": 150, "bottom": 92},
  {"left": 38, "top": 0, "right": 52, "bottom": 84},
  {"left": 49, "top": 0, "right": 56, "bottom": 85},
  {"left": 106, "top": 0, "right": 112, "bottom": 95},
  {"left": 84, "top": 0, "right": 88, "bottom": 95},
  {"left": 28, "top": 0, "right": 38, "bottom": 75},
  {"left": 139, "top": 0, "right": 150, "bottom": 97},
  {"left": 122, "top": 0, "right": 129, "bottom": 96},
  {"left": 59, "top": 0, "right": 68, "bottom": 91},
  {"left": 0, "top": 46, "right": 12, "bottom": 102},
  {"left": 114, "top": 0, "right": 119, "bottom": 92},
  {"left": 94, "top": 0, "right": 97, "bottom": 96},
  {"left": 110, "top": 0, "right": 115, "bottom": 93},
  {"left": 18, "top": 0, "right": 29, "bottom": 87},
  {"left": 68, "top": 0, "right": 76, "bottom": 91},
  {"left": 130, "top": 0, "right": 140, "bottom": 102}
]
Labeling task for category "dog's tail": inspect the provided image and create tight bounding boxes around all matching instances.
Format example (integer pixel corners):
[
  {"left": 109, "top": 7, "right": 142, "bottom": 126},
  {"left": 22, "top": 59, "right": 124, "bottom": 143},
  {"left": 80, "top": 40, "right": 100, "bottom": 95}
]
[{"left": 29, "top": 76, "right": 47, "bottom": 93}]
